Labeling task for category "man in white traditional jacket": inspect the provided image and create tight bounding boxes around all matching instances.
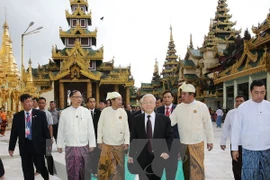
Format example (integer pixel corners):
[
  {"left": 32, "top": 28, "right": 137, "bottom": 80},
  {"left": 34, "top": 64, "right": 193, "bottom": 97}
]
[
  {"left": 232, "top": 80, "right": 270, "bottom": 179},
  {"left": 97, "top": 92, "right": 130, "bottom": 180},
  {"left": 170, "top": 82, "right": 214, "bottom": 180},
  {"left": 57, "top": 90, "right": 96, "bottom": 180},
  {"left": 220, "top": 95, "right": 245, "bottom": 180}
]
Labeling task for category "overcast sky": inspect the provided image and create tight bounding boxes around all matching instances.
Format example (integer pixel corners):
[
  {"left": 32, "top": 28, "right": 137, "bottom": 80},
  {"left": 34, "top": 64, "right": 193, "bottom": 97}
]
[{"left": 1, "top": 0, "right": 270, "bottom": 87}]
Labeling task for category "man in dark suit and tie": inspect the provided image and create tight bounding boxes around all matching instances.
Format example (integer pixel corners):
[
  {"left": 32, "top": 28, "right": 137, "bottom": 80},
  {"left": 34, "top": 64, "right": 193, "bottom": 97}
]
[
  {"left": 86, "top": 97, "right": 101, "bottom": 177},
  {"left": 8, "top": 94, "right": 51, "bottom": 180},
  {"left": 156, "top": 90, "right": 179, "bottom": 180},
  {"left": 128, "top": 94, "right": 173, "bottom": 180}
]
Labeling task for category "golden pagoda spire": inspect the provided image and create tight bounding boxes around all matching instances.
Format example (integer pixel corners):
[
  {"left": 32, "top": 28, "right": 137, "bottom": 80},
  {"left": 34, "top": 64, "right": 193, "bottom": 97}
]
[
  {"left": 23, "top": 58, "right": 38, "bottom": 96},
  {"left": 27, "top": 58, "right": 34, "bottom": 83},
  {"left": 0, "top": 14, "right": 21, "bottom": 87}
]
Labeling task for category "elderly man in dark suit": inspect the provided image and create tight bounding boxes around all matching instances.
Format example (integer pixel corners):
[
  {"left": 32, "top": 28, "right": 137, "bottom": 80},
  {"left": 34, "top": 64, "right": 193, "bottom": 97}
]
[
  {"left": 156, "top": 90, "right": 179, "bottom": 180},
  {"left": 86, "top": 97, "right": 101, "bottom": 177},
  {"left": 9, "top": 94, "right": 51, "bottom": 180},
  {"left": 128, "top": 94, "right": 173, "bottom": 180}
]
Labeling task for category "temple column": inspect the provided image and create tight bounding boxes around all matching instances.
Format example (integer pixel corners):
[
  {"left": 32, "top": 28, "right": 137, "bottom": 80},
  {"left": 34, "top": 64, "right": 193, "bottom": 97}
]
[
  {"left": 87, "top": 81, "right": 92, "bottom": 98},
  {"left": 249, "top": 76, "right": 253, "bottom": 99},
  {"left": 126, "top": 87, "right": 130, "bottom": 105},
  {"left": 267, "top": 72, "right": 270, "bottom": 100},
  {"left": 59, "top": 82, "right": 64, "bottom": 109},
  {"left": 114, "top": 84, "right": 119, "bottom": 92},
  {"left": 223, "top": 82, "right": 227, "bottom": 109},
  {"left": 96, "top": 83, "right": 100, "bottom": 108},
  {"left": 234, "top": 80, "right": 238, "bottom": 100}
]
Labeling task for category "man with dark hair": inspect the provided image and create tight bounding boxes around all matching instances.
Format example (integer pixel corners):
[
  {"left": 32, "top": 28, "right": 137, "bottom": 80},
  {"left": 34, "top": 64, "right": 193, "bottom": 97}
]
[
  {"left": 156, "top": 90, "right": 179, "bottom": 180},
  {"left": 38, "top": 97, "right": 53, "bottom": 139},
  {"left": 32, "top": 97, "right": 39, "bottom": 109},
  {"left": 38, "top": 97, "right": 56, "bottom": 176},
  {"left": 170, "top": 83, "right": 214, "bottom": 180},
  {"left": 48, "top": 101, "right": 60, "bottom": 143},
  {"left": 86, "top": 97, "right": 101, "bottom": 177},
  {"left": 98, "top": 99, "right": 106, "bottom": 111},
  {"left": 9, "top": 94, "right": 50, "bottom": 180},
  {"left": 155, "top": 96, "right": 163, "bottom": 108},
  {"left": 220, "top": 95, "right": 245, "bottom": 180},
  {"left": 232, "top": 80, "right": 270, "bottom": 179}
]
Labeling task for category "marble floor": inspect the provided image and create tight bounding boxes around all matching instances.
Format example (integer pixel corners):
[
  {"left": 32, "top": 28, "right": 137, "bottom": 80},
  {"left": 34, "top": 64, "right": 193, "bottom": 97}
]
[{"left": 0, "top": 123, "right": 234, "bottom": 180}]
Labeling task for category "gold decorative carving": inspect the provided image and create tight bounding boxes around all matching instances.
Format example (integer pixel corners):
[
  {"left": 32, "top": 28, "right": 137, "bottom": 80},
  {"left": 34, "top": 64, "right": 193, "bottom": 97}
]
[{"left": 59, "top": 82, "right": 64, "bottom": 109}]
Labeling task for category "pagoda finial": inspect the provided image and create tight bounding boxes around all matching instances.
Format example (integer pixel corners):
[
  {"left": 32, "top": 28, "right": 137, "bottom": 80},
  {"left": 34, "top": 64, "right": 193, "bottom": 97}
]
[
  {"left": 189, "top": 34, "right": 194, "bottom": 49},
  {"left": 170, "top": 25, "right": 173, "bottom": 41},
  {"left": 3, "top": 7, "right": 8, "bottom": 29},
  {"left": 154, "top": 58, "right": 159, "bottom": 74}
]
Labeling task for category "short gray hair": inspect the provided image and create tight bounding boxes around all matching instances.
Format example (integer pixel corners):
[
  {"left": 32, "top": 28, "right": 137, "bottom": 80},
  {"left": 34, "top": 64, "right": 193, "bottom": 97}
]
[{"left": 141, "top": 94, "right": 156, "bottom": 103}]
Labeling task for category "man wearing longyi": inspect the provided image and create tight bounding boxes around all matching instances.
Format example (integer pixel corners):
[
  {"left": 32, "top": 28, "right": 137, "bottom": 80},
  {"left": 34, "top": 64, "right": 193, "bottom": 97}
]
[
  {"left": 170, "top": 83, "right": 214, "bottom": 180},
  {"left": 97, "top": 92, "right": 130, "bottom": 180}
]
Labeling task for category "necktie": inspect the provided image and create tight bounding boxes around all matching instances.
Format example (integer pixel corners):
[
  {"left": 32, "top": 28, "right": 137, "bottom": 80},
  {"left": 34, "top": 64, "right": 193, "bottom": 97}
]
[
  {"left": 146, "top": 115, "right": 152, "bottom": 153},
  {"left": 26, "top": 112, "right": 32, "bottom": 139},
  {"left": 91, "top": 110, "right": 94, "bottom": 119},
  {"left": 165, "top": 106, "right": 170, "bottom": 116}
]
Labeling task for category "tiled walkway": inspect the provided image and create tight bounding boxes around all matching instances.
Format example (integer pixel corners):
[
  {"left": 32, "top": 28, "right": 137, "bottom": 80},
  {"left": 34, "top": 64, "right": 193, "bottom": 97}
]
[{"left": 0, "top": 123, "right": 234, "bottom": 179}]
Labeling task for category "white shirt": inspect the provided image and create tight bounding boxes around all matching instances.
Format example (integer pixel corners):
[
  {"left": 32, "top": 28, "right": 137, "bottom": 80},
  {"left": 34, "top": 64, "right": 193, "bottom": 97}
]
[
  {"left": 57, "top": 106, "right": 96, "bottom": 148},
  {"left": 216, "top": 109, "right": 224, "bottom": 116},
  {"left": 220, "top": 108, "right": 241, "bottom": 145},
  {"left": 231, "top": 99, "right": 270, "bottom": 151},
  {"left": 97, "top": 107, "right": 130, "bottom": 145},
  {"left": 170, "top": 100, "right": 214, "bottom": 144},
  {"left": 41, "top": 110, "right": 53, "bottom": 126},
  {"left": 144, "top": 112, "right": 156, "bottom": 136}
]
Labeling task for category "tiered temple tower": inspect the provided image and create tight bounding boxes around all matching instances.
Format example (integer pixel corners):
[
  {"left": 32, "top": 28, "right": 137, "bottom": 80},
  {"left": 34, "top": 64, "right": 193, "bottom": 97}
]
[
  {"left": 33, "top": 0, "right": 134, "bottom": 108},
  {"left": 160, "top": 26, "right": 179, "bottom": 93}
]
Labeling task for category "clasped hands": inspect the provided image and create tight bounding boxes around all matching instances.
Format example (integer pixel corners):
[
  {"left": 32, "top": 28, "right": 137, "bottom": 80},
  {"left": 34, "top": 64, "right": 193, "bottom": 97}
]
[{"left": 128, "top": 152, "right": 169, "bottom": 163}]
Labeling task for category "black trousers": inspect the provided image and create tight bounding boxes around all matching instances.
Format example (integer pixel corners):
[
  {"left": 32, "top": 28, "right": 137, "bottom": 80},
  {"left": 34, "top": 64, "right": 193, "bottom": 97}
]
[
  {"left": 165, "top": 139, "right": 179, "bottom": 180},
  {"left": 21, "top": 139, "right": 49, "bottom": 180},
  {"left": 90, "top": 145, "right": 101, "bottom": 174},
  {"left": 138, "top": 151, "right": 163, "bottom": 180},
  {"left": 0, "top": 158, "right": 4, "bottom": 177},
  {"left": 230, "top": 145, "right": 242, "bottom": 180},
  {"left": 52, "top": 123, "right": 58, "bottom": 142}
]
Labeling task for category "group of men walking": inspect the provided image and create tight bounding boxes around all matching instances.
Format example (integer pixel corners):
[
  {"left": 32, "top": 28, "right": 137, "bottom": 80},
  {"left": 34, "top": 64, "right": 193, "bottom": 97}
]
[{"left": 7, "top": 79, "right": 270, "bottom": 180}]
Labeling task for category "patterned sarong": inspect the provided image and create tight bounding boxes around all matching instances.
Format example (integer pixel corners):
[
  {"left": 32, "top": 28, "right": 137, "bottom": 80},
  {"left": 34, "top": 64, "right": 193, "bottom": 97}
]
[
  {"left": 180, "top": 141, "right": 204, "bottom": 180},
  {"left": 65, "top": 145, "right": 91, "bottom": 180},
  {"left": 242, "top": 148, "right": 270, "bottom": 180},
  {"left": 98, "top": 144, "right": 125, "bottom": 180}
]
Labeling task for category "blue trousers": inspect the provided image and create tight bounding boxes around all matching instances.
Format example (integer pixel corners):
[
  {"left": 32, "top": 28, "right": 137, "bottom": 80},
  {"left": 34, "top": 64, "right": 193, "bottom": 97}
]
[
  {"left": 216, "top": 116, "right": 222, "bottom": 127},
  {"left": 242, "top": 148, "right": 270, "bottom": 180}
]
